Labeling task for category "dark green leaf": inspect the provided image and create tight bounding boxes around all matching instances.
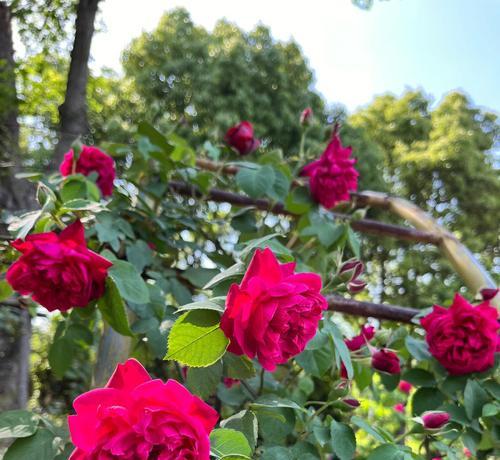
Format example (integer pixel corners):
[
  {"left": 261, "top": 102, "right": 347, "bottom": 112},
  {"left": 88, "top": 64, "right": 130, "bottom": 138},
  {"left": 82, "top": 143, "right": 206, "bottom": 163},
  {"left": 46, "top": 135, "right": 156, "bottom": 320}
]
[
  {"left": 220, "top": 410, "right": 258, "bottom": 449},
  {"left": 411, "top": 387, "right": 445, "bottom": 416},
  {"left": 402, "top": 368, "right": 436, "bottom": 387},
  {"left": 109, "top": 260, "right": 150, "bottom": 304},
  {"left": 97, "top": 277, "right": 134, "bottom": 336},
  {"left": 126, "top": 240, "right": 153, "bottom": 273},
  {"left": 4, "top": 429, "right": 56, "bottom": 460},
  {"left": 330, "top": 420, "right": 356, "bottom": 460},
  {"left": 48, "top": 337, "right": 74, "bottom": 378},
  {"left": 0, "top": 411, "right": 39, "bottom": 439},
  {"left": 187, "top": 361, "right": 223, "bottom": 398},
  {"left": 464, "top": 379, "right": 490, "bottom": 420},
  {"left": 405, "top": 336, "right": 432, "bottom": 361}
]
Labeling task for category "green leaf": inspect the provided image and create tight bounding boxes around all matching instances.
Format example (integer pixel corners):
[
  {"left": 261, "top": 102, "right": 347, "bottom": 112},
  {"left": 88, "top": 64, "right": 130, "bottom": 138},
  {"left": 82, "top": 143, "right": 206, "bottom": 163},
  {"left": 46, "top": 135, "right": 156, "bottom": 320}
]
[
  {"left": 61, "top": 198, "right": 103, "bottom": 211},
  {"left": 126, "top": 240, "right": 153, "bottom": 273},
  {"left": 108, "top": 260, "right": 150, "bottom": 304},
  {"left": 284, "top": 187, "right": 313, "bottom": 215},
  {"left": 204, "top": 262, "right": 245, "bottom": 289},
  {"left": 238, "top": 233, "right": 283, "bottom": 260},
  {"left": 231, "top": 208, "right": 258, "bottom": 233},
  {"left": 187, "top": 361, "right": 223, "bottom": 399},
  {"left": 402, "top": 368, "right": 436, "bottom": 387},
  {"left": 405, "top": 335, "right": 432, "bottom": 361},
  {"left": 295, "top": 331, "right": 333, "bottom": 377},
  {"left": 351, "top": 415, "right": 387, "bottom": 443},
  {"left": 210, "top": 428, "right": 252, "bottom": 459},
  {"left": 367, "top": 444, "right": 408, "bottom": 460},
  {"left": 168, "top": 277, "right": 192, "bottom": 305},
  {"left": 330, "top": 420, "right": 356, "bottom": 460},
  {"left": 267, "top": 168, "right": 290, "bottom": 202},
  {"left": 251, "top": 395, "right": 307, "bottom": 413},
  {"left": 0, "top": 280, "right": 13, "bottom": 302},
  {"left": 164, "top": 310, "right": 229, "bottom": 367},
  {"left": 4, "top": 429, "right": 56, "bottom": 460},
  {"left": 236, "top": 165, "right": 274, "bottom": 198},
  {"left": 328, "top": 323, "right": 354, "bottom": 379},
  {"left": 0, "top": 410, "right": 39, "bottom": 439},
  {"left": 138, "top": 121, "right": 173, "bottom": 153},
  {"left": 223, "top": 353, "right": 256, "bottom": 379},
  {"left": 220, "top": 411, "right": 258, "bottom": 450},
  {"left": 347, "top": 227, "right": 361, "bottom": 258},
  {"left": 176, "top": 297, "right": 226, "bottom": 314},
  {"left": 181, "top": 267, "right": 220, "bottom": 288},
  {"left": 97, "top": 278, "right": 133, "bottom": 336},
  {"left": 8, "top": 210, "right": 42, "bottom": 240},
  {"left": 411, "top": 387, "right": 445, "bottom": 416},
  {"left": 464, "top": 379, "right": 490, "bottom": 420},
  {"left": 48, "top": 337, "right": 74, "bottom": 378}
]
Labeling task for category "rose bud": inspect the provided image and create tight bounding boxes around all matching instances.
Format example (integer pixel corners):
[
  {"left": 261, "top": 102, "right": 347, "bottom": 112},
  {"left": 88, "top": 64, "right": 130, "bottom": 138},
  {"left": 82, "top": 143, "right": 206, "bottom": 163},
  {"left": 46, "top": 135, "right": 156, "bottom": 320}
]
[
  {"left": 348, "top": 278, "right": 367, "bottom": 294},
  {"left": 343, "top": 398, "right": 360, "bottom": 408},
  {"left": 300, "top": 107, "right": 313, "bottom": 125},
  {"left": 60, "top": 145, "right": 116, "bottom": 197},
  {"left": 421, "top": 411, "right": 450, "bottom": 430},
  {"left": 421, "top": 294, "right": 498, "bottom": 375},
  {"left": 345, "top": 325, "right": 375, "bottom": 351},
  {"left": 398, "top": 380, "right": 412, "bottom": 394},
  {"left": 394, "top": 403, "right": 405, "bottom": 413},
  {"left": 223, "top": 378, "right": 240, "bottom": 389},
  {"left": 224, "top": 121, "right": 260, "bottom": 155},
  {"left": 371, "top": 349, "right": 401, "bottom": 374},
  {"left": 338, "top": 259, "right": 364, "bottom": 282},
  {"left": 480, "top": 288, "right": 499, "bottom": 302},
  {"left": 340, "top": 363, "right": 348, "bottom": 379}
]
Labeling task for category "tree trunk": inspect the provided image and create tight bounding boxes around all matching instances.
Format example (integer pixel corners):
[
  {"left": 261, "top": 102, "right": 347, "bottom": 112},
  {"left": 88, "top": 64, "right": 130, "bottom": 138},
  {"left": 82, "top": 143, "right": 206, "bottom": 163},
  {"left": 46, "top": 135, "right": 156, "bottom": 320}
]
[
  {"left": 52, "top": 0, "right": 100, "bottom": 166},
  {"left": 0, "top": 2, "right": 32, "bottom": 414},
  {"left": 0, "top": 1, "right": 30, "bottom": 211}
]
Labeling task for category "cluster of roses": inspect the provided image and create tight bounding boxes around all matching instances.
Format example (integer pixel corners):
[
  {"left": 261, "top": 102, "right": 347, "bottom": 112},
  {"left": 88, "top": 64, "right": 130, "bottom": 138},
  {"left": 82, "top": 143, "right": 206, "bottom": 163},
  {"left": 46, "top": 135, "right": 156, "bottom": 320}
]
[{"left": 4, "top": 123, "right": 499, "bottom": 459}]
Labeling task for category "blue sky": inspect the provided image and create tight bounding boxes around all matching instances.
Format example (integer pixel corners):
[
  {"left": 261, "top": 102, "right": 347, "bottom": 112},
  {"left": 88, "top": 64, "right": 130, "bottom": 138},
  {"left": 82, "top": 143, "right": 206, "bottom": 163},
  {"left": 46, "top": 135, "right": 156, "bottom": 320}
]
[{"left": 91, "top": 0, "right": 500, "bottom": 114}]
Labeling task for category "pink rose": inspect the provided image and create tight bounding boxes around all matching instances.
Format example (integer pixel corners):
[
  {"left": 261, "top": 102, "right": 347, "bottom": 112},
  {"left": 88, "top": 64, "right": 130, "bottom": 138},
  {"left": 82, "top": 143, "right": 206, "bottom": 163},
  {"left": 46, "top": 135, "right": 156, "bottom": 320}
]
[
  {"left": 300, "top": 128, "right": 358, "bottom": 209},
  {"left": 224, "top": 121, "right": 260, "bottom": 155},
  {"left": 6, "top": 221, "right": 112, "bottom": 312},
  {"left": 68, "top": 359, "right": 218, "bottom": 460},
  {"left": 60, "top": 145, "right": 116, "bottom": 197},
  {"left": 421, "top": 411, "right": 450, "bottom": 430},
  {"left": 393, "top": 403, "right": 405, "bottom": 413},
  {"left": 300, "top": 107, "right": 313, "bottom": 125},
  {"left": 220, "top": 248, "right": 328, "bottom": 371},
  {"left": 398, "top": 380, "right": 412, "bottom": 394},
  {"left": 371, "top": 349, "right": 401, "bottom": 374},
  {"left": 421, "top": 294, "right": 499, "bottom": 375},
  {"left": 345, "top": 325, "right": 375, "bottom": 351}
]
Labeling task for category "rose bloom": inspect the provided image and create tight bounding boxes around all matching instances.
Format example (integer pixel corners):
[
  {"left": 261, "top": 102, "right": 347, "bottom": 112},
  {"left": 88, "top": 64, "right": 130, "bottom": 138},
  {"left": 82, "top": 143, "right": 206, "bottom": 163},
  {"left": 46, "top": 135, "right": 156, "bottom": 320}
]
[
  {"left": 224, "top": 121, "right": 260, "bottom": 155},
  {"left": 393, "top": 403, "right": 405, "bottom": 413},
  {"left": 220, "top": 247, "right": 328, "bottom": 371},
  {"left": 6, "top": 220, "right": 112, "bottom": 312},
  {"left": 60, "top": 145, "right": 116, "bottom": 197},
  {"left": 300, "top": 129, "right": 358, "bottom": 209},
  {"left": 371, "top": 349, "right": 401, "bottom": 374},
  {"left": 398, "top": 380, "right": 412, "bottom": 394},
  {"left": 421, "top": 294, "right": 499, "bottom": 375},
  {"left": 421, "top": 411, "right": 450, "bottom": 430},
  {"left": 68, "top": 359, "right": 218, "bottom": 460},
  {"left": 345, "top": 325, "right": 375, "bottom": 351}
]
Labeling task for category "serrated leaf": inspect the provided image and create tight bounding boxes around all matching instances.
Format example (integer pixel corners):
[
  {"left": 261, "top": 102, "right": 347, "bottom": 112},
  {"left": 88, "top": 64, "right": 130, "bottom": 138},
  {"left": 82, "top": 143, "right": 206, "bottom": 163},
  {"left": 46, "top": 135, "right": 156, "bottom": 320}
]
[
  {"left": 223, "top": 353, "right": 256, "bottom": 379},
  {"left": 48, "top": 337, "right": 74, "bottom": 378},
  {"left": 295, "top": 331, "right": 333, "bottom": 377},
  {"left": 0, "top": 411, "right": 39, "bottom": 439},
  {"left": 176, "top": 297, "right": 226, "bottom": 314},
  {"left": 210, "top": 428, "right": 252, "bottom": 459},
  {"left": 4, "top": 429, "right": 56, "bottom": 460},
  {"left": 328, "top": 323, "right": 353, "bottom": 379},
  {"left": 108, "top": 260, "right": 150, "bottom": 304},
  {"left": 164, "top": 310, "right": 229, "bottom": 367},
  {"left": 97, "top": 277, "right": 133, "bottom": 336},
  {"left": 330, "top": 420, "right": 356, "bottom": 460},
  {"left": 284, "top": 187, "right": 313, "bottom": 215},
  {"left": 251, "top": 395, "right": 307, "bottom": 413},
  {"left": 126, "top": 240, "right": 153, "bottom": 273},
  {"left": 187, "top": 361, "right": 223, "bottom": 398},
  {"left": 204, "top": 263, "right": 245, "bottom": 289},
  {"left": 405, "top": 335, "right": 432, "bottom": 361},
  {"left": 464, "top": 379, "right": 490, "bottom": 420},
  {"left": 347, "top": 227, "right": 360, "bottom": 258},
  {"left": 402, "top": 368, "right": 436, "bottom": 387},
  {"left": 236, "top": 165, "right": 274, "bottom": 199},
  {"left": 351, "top": 415, "right": 387, "bottom": 443},
  {"left": 411, "top": 387, "right": 445, "bottom": 416},
  {"left": 367, "top": 444, "right": 408, "bottom": 460},
  {"left": 238, "top": 233, "right": 285, "bottom": 261},
  {"left": 221, "top": 411, "right": 258, "bottom": 450}
]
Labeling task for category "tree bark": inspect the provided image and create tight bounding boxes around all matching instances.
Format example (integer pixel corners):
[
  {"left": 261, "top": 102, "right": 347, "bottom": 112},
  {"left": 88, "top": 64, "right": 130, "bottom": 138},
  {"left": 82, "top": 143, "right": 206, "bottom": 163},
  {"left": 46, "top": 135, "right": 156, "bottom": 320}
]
[
  {"left": 52, "top": 0, "right": 100, "bottom": 166},
  {"left": 0, "top": 1, "right": 30, "bottom": 211}
]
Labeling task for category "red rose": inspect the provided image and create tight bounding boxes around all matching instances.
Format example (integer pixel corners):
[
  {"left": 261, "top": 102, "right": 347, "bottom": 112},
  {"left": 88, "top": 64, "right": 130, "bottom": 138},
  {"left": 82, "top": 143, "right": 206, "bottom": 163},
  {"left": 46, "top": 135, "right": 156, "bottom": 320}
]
[
  {"left": 398, "top": 380, "right": 412, "bottom": 394},
  {"left": 6, "top": 221, "right": 112, "bottom": 312},
  {"left": 371, "top": 349, "right": 401, "bottom": 374},
  {"left": 421, "top": 411, "right": 450, "bottom": 430},
  {"left": 224, "top": 121, "right": 260, "bottom": 155},
  {"left": 300, "top": 107, "right": 313, "bottom": 125},
  {"left": 300, "top": 129, "right": 358, "bottom": 209},
  {"left": 480, "top": 287, "right": 499, "bottom": 302},
  {"left": 68, "top": 359, "right": 218, "bottom": 460},
  {"left": 60, "top": 145, "right": 116, "bottom": 197},
  {"left": 345, "top": 325, "right": 375, "bottom": 351},
  {"left": 220, "top": 248, "right": 328, "bottom": 371},
  {"left": 421, "top": 294, "right": 499, "bottom": 375}
]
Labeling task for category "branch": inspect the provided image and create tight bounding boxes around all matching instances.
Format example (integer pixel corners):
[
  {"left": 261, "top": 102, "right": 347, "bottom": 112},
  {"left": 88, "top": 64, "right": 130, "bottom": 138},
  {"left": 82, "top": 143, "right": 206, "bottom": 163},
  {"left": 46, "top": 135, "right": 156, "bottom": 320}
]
[
  {"left": 326, "top": 294, "right": 419, "bottom": 323},
  {"left": 167, "top": 180, "right": 442, "bottom": 245}
]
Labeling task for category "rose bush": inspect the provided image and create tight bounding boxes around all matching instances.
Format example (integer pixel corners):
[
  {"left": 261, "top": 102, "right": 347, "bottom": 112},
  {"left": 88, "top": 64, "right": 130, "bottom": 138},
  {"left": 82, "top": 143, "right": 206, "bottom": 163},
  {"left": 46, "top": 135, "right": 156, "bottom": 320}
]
[{"left": 0, "top": 113, "right": 498, "bottom": 460}]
